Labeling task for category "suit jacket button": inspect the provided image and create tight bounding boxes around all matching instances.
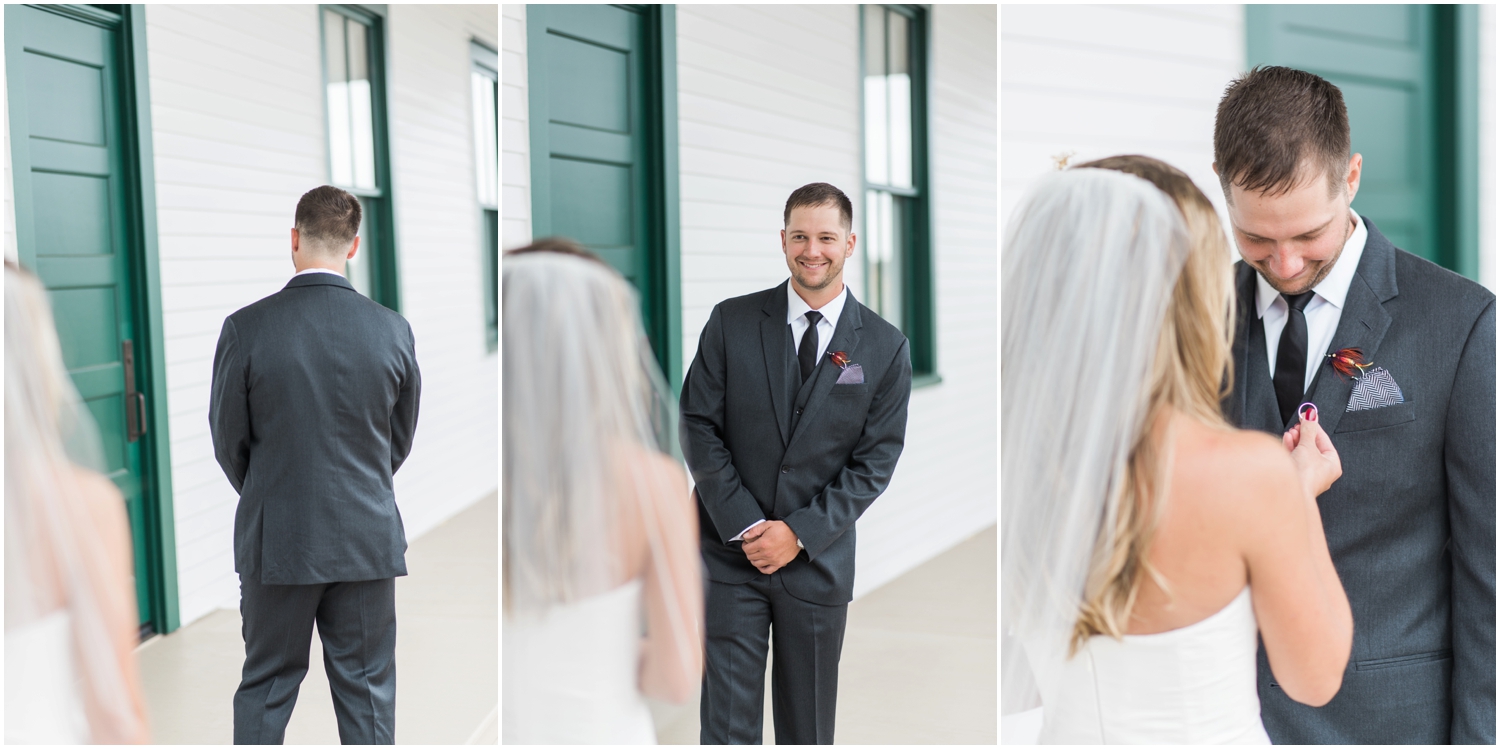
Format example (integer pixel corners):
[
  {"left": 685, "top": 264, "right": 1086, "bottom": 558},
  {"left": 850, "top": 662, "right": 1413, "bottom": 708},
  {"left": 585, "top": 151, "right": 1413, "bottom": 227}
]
[
  {"left": 795, "top": 408, "right": 803, "bottom": 415},
  {"left": 781, "top": 465, "right": 790, "bottom": 474}
]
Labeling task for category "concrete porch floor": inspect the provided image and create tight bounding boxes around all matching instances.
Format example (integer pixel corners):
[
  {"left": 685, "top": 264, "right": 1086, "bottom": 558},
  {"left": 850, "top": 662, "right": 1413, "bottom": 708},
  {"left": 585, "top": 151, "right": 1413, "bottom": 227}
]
[
  {"left": 649, "top": 524, "right": 998, "bottom": 744},
  {"left": 136, "top": 492, "right": 498, "bottom": 744}
]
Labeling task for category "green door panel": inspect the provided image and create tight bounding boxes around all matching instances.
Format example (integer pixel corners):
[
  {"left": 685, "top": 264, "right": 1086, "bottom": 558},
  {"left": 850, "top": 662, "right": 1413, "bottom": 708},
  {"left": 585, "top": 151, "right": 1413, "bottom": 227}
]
[
  {"left": 526, "top": 4, "right": 681, "bottom": 389},
  {"left": 1247, "top": 5, "right": 1475, "bottom": 274},
  {"left": 8, "top": 4, "right": 153, "bottom": 628}
]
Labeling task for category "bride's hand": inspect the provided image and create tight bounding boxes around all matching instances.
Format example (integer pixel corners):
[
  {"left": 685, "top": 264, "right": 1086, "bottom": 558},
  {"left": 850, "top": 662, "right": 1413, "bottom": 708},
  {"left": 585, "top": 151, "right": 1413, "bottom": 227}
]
[{"left": 1283, "top": 406, "right": 1342, "bottom": 497}]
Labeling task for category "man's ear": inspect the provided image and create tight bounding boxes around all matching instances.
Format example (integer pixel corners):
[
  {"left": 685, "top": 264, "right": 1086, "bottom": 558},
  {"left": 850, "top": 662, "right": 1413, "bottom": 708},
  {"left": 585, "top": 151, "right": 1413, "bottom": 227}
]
[
  {"left": 346, "top": 235, "right": 361, "bottom": 260},
  {"left": 1345, "top": 153, "right": 1363, "bottom": 204},
  {"left": 291, "top": 228, "right": 301, "bottom": 253},
  {"left": 845, "top": 233, "right": 857, "bottom": 258},
  {"left": 1211, "top": 162, "right": 1219, "bottom": 176}
]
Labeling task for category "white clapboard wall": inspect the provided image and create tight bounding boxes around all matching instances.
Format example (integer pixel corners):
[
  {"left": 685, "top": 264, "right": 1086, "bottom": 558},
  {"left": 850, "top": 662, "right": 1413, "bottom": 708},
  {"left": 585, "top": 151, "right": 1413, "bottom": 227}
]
[
  {"left": 503, "top": 5, "right": 997, "bottom": 600},
  {"left": 1002, "top": 4, "right": 1244, "bottom": 247},
  {"left": 145, "top": 4, "right": 498, "bottom": 627}
]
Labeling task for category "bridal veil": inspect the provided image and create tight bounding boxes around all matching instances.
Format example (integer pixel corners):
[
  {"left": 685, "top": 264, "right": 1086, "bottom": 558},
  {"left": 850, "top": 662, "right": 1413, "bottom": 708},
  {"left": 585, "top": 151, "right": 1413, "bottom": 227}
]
[
  {"left": 6, "top": 262, "right": 145, "bottom": 741},
  {"left": 1001, "top": 169, "right": 1192, "bottom": 714},
  {"left": 502, "top": 251, "right": 698, "bottom": 673}
]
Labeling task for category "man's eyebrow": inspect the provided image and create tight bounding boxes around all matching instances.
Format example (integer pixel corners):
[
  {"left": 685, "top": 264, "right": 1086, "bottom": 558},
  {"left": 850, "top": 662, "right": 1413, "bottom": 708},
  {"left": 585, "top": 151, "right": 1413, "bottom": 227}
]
[{"left": 1241, "top": 216, "right": 1335, "bottom": 242}]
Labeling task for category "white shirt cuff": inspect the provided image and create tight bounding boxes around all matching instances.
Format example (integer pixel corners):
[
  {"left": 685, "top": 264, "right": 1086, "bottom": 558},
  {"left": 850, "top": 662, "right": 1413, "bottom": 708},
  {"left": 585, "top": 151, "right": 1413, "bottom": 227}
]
[{"left": 730, "top": 519, "right": 767, "bottom": 542}]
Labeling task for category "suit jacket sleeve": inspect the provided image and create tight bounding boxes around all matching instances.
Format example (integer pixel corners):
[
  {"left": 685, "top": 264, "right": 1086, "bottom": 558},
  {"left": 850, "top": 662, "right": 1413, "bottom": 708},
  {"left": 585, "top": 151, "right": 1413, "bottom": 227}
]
[
  {"left": 209, "top": 317, "right": 251, "bottom": 494},
  {"left": 1447, "top": 298, "right": 1496, "bottom": 745},
  {"left": 783, "top": 337, "right": 912, "bottom": 560},
  {"left": 389, "top": 323, "right": 421, "bottom": 475},
  {"left": 680, "top": 304, "right": 770, "bottom": 544}
]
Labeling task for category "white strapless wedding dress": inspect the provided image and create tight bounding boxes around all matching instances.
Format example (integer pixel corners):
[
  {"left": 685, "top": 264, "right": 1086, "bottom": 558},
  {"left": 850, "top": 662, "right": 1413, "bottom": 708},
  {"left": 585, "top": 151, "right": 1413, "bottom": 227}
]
[
  {"left": 6, "top": 610, "right": 90, "bottom": 744},
  {"left": 1027, "top": 587, "right": 1270, "bottom": 744},
  {"left": 503, "top": 578, "right": 656, "bottom": 744}
]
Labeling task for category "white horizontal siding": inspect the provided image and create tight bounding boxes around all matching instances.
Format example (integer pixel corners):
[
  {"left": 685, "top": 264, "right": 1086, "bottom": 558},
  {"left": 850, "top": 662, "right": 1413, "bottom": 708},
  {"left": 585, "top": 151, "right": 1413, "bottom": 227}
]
[
  {"left": 3, "top": 63, "right": 14, "bottom": 263},
  {"left": 145, "top": 4, "right": 332, "bottom": 627},
  {"left": 677, "top": 3, "right": 863, "bottom": 381},
  {"left": 1001, "top": 4, "right": 1245, "bottom": 240},
  {"left": 500, "top": 3, "right": 530, "bottom": 249},
  {"left": 384, "top": 2, "right": 499, "bottom": 542},
  {"left": 851, "top": 4, "right": 998, "bottom": 598},
  {"left": 146, "top": 4, "right": 499, "bottom": 628}
]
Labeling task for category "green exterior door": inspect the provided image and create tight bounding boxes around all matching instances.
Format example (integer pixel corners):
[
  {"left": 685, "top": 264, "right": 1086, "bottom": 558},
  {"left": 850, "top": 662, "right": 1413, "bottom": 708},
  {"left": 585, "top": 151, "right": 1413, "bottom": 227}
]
[
  {"left": 7, "top": 5, "right": 153, "bottom": 629},
  {"left": 1248, "top": 5, "right": 1479, "bottom": 277},
  {"left": 527, "top": 4, "right": 680, "bottom": 384}
]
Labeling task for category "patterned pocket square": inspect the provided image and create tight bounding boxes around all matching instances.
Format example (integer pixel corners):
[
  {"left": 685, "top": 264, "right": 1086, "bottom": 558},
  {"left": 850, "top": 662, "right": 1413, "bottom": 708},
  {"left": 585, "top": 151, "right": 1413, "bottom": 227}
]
[
  {"left": 836, "top": 363, "right": 864, "bottom": 385},
  {"left": 1346, "top": 367, "right": 1405, "bottom": 411}
]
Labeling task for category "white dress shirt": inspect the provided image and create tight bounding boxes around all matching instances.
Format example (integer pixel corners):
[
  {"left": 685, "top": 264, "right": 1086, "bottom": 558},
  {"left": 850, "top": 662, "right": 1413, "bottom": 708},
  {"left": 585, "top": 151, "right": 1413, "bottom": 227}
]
[
  {"left": 729, "top": 280, "right": 850, "bottom": 543},
  {"left": 1255, "top": 208, "right": 1368, "bottom": 393},
  {"left": 293, "top": 267, "right": 344, "bottom": 278}
]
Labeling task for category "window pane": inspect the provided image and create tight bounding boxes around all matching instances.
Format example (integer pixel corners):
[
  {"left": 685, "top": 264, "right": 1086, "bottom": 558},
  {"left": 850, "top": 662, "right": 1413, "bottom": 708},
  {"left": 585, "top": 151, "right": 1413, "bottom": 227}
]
[
  {"left": 347, "top": 19, "right": 377, "bottom": 190},
  {"left": 863, "top": 6, "right": 888, "bottom": 185},
  {"left": 324, "top": 11, "right": 353, "bottom": 187},
  {"left": 473, "top": 70, "right": 499, "bottom": 207},
  {"left": 888, "top": 12, "right": 912, "bottom": 188},
  {"left": 348, "top": 199, "right": 374, "bottom": 298},
  {"left": 866, "top": 189, "right": 904, "bottom": 328}
]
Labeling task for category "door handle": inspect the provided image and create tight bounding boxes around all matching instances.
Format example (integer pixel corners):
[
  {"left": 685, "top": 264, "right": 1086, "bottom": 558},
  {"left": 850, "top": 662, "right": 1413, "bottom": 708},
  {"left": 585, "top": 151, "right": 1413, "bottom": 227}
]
[{"left": 123, "top": 340, "right": 143, "bottom": 443}]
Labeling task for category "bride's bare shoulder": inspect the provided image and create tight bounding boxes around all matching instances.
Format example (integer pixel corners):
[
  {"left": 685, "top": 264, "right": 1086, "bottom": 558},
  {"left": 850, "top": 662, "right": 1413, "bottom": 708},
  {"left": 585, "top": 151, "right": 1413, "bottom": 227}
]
[{"left": 1173, "top": 419, "right": 1297, "bottom": 497}]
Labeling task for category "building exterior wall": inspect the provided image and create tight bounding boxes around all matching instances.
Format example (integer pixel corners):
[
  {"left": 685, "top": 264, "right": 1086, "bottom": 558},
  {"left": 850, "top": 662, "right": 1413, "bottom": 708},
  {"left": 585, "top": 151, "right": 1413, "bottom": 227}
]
[
  {"left": 505, "top": 4, "right": 997, "bottom": 600},
  {"left": 500, "top": 3, "right": 530, "bottom": 249},
  {"left": 1001, "top": 4, "right": 1245, "bottom": 245},
  {"left": 143, "top": 4, "right": 497, "bottom": 627},
  {"left": 1481, "top": 3, "right": 1495, "bottom": 292}
]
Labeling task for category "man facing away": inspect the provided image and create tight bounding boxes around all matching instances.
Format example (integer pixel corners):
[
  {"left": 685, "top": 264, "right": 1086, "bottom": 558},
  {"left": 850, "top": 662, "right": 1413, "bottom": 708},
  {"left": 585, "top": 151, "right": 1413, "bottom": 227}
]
[
  {"left": 1214, "top": 66, "right": 1495, "bottom": 744},
  {"left": 210, "top": 185, "right": 421, "bottom": 744},
  {"left": 680, "top": 182, "right": 913, "bottom": 744}
]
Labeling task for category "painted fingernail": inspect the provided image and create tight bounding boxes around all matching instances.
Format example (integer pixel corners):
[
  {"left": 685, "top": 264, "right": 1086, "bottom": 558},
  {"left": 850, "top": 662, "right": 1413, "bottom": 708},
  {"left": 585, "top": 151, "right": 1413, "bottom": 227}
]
[{"left": 1299, "top": 403, "right": 1318, "bottom": 421}]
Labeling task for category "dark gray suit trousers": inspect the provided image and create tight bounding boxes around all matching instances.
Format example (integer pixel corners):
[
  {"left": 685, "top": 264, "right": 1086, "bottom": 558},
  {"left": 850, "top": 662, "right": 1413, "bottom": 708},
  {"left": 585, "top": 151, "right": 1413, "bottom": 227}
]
[
  {"left": 233, "top": 576, "right": 397, "bottom": 745},
  {"left": 701, "top": 575, "right": 847, "bottom": 745}
]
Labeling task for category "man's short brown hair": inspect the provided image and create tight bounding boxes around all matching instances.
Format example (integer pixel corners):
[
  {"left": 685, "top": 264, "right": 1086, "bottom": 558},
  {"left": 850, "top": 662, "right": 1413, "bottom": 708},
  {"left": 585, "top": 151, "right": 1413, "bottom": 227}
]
[
  {"left": 1213, "top": 66, "right": 1350, "bottom": 200},
  {"left": 295, "top": 185, "right": 362, "bottom": 256},
  {"left": 783, "top": 182, "right": 853, "bottom": 232}
]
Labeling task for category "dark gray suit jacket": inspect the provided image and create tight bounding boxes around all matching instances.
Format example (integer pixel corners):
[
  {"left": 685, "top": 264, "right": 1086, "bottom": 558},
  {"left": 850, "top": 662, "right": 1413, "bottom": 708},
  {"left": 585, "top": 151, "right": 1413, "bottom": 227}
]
[
  {"left": 210, "top": 272, "right": 421, "bottom": 585},
  {"left": 1226, "top": 218, "right": 1495, "bottom": 744},
  {"left": 680, "top": 282, "right": 912, "bottom": 606}
]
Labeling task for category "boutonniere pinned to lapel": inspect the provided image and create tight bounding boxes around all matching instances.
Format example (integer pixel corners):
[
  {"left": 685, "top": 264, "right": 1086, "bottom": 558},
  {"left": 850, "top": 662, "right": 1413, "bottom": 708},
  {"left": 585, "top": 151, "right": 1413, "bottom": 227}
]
[
  {"left": 828, "top": 350, "right": 864, "bottom": 385},
  {"left": 1325, "top": 347, "right": 1373, "bottom": 379},
  {"left": 1327, "top": 347, "right": 1405, "bottom": 411}
]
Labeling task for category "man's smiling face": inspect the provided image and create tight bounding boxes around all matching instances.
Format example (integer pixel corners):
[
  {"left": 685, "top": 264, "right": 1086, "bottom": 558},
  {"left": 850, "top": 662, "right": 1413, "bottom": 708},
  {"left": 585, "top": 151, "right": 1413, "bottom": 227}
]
[
  {"left": 781, "top": 203, "right": 855, "bottom": 294},
  {"left": 1224, "top": 155, "right": 1361, "bottom": 296}
]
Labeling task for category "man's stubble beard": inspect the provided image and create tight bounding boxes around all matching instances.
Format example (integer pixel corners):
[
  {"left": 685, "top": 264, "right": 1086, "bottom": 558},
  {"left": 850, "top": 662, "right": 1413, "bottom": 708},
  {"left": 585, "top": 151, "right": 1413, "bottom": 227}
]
[
  {"left": 1252, "top": 210, "right": 1355, "bottom": 296},
  {"left": 792, "top": 258, "right": 843, "bottom": 293}
]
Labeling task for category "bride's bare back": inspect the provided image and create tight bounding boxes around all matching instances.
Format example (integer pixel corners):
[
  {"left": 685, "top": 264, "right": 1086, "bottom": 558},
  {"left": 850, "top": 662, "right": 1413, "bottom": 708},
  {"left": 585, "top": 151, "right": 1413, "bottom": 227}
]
[{"left": 1127, "top": 407, "right": 1353, "bottom": 706}]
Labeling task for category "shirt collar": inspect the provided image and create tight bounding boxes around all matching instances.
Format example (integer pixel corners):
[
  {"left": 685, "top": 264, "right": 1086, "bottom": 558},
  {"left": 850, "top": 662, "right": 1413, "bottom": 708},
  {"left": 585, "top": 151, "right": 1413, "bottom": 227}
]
[
  {"left": 1255, "top": 207, "right": 1367, "bottom": 319},
  {"left": 294, "top": 267, "right": 345, "bottom": 278},
  {"left": 786, "top": 278, "right": 848, "bottom": 330}
]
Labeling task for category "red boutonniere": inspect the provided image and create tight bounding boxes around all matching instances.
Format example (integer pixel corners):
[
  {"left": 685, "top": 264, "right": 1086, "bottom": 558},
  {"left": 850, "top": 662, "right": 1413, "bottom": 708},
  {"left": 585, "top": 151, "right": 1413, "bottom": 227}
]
[
  {"left": 828, "top": 351, "right": 851, "bottom": 369},
  {"left": 1326, "top": 347, "right": 1374, "bottom": 379}
]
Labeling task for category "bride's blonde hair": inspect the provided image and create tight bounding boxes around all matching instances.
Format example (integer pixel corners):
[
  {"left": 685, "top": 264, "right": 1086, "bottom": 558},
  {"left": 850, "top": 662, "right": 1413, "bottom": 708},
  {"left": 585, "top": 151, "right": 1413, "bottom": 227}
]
[{"left": 1068, "top": 155, "right": 1236, "bottom": 651}]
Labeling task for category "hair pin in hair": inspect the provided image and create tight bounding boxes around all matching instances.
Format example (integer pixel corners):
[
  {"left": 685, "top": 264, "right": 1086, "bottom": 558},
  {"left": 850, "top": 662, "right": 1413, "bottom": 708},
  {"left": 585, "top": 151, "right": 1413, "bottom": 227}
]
[
  {"left": 1326, "top": 347, "right": 1372, "bottom": 379},
  {"left": 1051, "top": 150, "right": 1077, "bottom": 171}
]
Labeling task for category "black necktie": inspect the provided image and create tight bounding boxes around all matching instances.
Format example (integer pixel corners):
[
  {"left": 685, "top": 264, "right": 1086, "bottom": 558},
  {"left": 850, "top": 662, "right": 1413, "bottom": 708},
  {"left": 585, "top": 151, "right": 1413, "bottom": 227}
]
[
  {"left": 1274, "top": 291, "right": 1316, "bottom": 426},
  {"left": 798, "top": 311, "right": 823, "bottom": 384}
]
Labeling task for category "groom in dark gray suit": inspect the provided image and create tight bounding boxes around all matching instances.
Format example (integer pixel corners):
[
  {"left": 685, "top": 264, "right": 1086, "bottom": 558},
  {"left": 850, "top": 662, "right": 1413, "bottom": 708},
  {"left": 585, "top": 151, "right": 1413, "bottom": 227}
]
[
  {"left": 1216, "top": 67, "right": 1494, "bottom": 744},
  {"left": 211, "top": 185, "right": 421, "bottom": 744},
  {"left": 681, "top": 183, "right": 912, "bottom": 744}
]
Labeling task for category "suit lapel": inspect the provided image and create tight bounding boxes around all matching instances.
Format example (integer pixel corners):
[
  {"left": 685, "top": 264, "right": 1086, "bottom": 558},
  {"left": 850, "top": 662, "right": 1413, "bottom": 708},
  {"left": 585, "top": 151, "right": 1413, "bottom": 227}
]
[
  {"left": 1306, "top": 217, "right": 1398, "bottom": 435},
  {"left": 761, "top": 285, "right": 794, "bottom": 447},
  {"left": 787, "top": 295, "right": 864, "bottom": 452},
  {"left": 1228, "top": 262, "right": 1257, "bottom": 426}
]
